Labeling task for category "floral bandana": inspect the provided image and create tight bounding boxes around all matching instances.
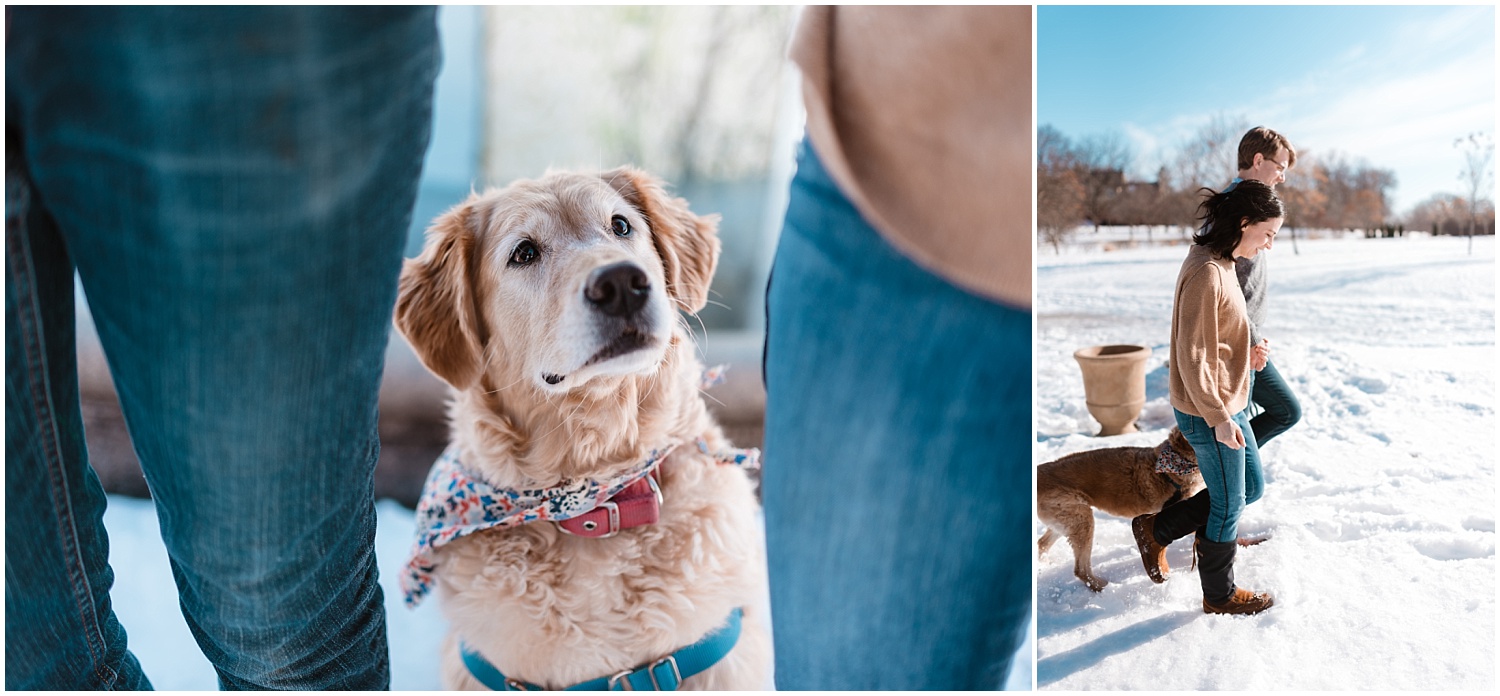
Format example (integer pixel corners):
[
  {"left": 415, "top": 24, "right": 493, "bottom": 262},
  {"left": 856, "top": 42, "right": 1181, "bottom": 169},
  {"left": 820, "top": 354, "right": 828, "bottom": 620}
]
[
  {"left": 1154, "top": 440, "right": 1199, "bottom": 477},
  {"left": 401, "top": 366, "right": 761, "bottom": 608},
  {"left": 698, "top": 438, "right": 759, "bottom": 469},
  {"left": 400, "top": 444, "right": 672, "bottom": 607}
]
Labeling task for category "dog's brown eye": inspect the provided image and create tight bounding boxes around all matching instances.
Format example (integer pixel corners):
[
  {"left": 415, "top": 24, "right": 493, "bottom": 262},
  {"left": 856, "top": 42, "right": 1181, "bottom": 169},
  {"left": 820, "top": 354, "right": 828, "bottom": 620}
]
[
  {"left": 611, "top": 215, "right": 632, "bottom": 238},
  {"left": 509, "top": 240, "right": 539, "bottom": 267}
]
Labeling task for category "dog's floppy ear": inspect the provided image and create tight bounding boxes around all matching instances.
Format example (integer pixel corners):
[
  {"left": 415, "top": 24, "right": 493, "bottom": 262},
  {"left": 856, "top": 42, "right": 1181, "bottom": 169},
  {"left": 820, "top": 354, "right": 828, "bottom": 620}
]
[
  {"left": 602, "top": 167, "right": 721, "bottom": 314},
  {"left": 394, "top": 198, "right": 488, "bottom": 390},
  {"left": 1168, "top": 427, "right": 1196, "bottom": 463}
]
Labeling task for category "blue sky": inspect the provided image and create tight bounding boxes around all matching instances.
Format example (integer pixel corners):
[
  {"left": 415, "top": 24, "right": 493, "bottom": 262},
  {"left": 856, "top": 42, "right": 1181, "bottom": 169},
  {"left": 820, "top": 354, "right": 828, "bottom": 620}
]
[{"left": 1039, "top": 5, "right": 1496, "bottom": 214}]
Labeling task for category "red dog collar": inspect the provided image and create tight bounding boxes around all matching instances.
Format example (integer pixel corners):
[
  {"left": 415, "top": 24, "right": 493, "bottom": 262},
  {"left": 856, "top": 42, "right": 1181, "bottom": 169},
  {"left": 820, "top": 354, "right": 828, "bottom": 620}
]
[{"left": 555, "top": 471, "right": 663, "bottom": 538}]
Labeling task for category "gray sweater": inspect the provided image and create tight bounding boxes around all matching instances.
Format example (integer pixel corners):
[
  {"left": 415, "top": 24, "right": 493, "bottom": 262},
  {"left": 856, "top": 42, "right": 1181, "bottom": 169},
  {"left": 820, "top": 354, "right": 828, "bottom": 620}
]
[{"left": 1235, "top": 255, "right": 1268, "bottom": 345}]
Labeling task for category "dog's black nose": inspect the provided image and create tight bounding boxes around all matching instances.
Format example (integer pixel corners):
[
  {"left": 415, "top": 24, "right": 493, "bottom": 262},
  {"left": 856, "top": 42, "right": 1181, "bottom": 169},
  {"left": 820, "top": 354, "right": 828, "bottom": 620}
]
[{"left": 585, "top": 262, "right": 650, "bottom": 317}]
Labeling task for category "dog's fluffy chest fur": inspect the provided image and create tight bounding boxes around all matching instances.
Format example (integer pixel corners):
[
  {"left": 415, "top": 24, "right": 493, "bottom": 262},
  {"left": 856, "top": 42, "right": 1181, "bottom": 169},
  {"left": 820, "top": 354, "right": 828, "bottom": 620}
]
[{"left": 434, "top": 451, "right": 767, "bottom": 690}]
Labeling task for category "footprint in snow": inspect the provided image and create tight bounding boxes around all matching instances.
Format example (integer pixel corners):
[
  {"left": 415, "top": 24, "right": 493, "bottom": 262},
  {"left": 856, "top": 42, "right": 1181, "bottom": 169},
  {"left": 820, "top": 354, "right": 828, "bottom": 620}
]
[
  {"left": 1347, "top": 375, "right": 1389, "bottom": 394},
  {"left": 1412, "top": 537, "right": 1494, "bottom": 561},
  {"left": 1462, "top": 516, "right": 1495, "bottom": 533}
]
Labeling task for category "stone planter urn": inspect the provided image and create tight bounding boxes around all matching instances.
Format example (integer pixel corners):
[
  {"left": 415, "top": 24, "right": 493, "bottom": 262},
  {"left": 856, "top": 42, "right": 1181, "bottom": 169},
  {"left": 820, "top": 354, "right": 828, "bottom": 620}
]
[{"left": 1073, "top": 344, "right": 1151, "bottom": 436}]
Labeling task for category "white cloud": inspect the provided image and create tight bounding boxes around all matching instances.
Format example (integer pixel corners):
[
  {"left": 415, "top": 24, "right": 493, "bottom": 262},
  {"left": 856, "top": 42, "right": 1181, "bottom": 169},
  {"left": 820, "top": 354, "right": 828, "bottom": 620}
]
[
  {"left": 1120, "top": 122, "right": 1166, "bottom": 179},
  {"left": 1043, "top": 5, "right": 1495, "bottom": 215},
  {"left": 1156, "top": 20, "right": 1493, "bottom": 213},
  {"left": 1278, "top": 44, "right": 1493, "bottom": 212}
]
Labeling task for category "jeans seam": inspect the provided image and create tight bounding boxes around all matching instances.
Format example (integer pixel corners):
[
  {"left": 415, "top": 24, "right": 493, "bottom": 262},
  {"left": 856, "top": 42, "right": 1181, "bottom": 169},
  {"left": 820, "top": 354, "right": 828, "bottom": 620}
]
[
  {"left": 1209, "top": 445, "right": 1229, "bottom": 541},
  {"left": 8, "top": 181, "right": 112, "bottom": 681},
  {"left": 1191, "top": 415, "right": 1233, "bottom": 543},
  {"left": 97, "top": 664, "right": 121, "bottom": 689}
]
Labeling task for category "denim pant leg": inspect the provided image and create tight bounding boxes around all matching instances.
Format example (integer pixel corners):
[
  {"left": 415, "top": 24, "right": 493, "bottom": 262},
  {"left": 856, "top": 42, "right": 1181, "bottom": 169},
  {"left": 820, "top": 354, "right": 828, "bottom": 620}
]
[
  {"left": 763, "top": 141, "right": 1032, "bottom": 689},
  {"left": 1240, "top": 409, "right": 1266, "bottom": 508},
  {"left": 1173, "top": 409, "right": 1260, "bottom": 543},
  {"left": 1248, "top": 359, "right": 1301, "bottom": 446},
  {"left": 6, "top": 132, "right": 153, "bottom": 690},
  {"left": 6, "top": 8, "right": 438, "bottom": 689},
  {"left": 1154, "top": 405, "right": 1267, "bottom": 544}
]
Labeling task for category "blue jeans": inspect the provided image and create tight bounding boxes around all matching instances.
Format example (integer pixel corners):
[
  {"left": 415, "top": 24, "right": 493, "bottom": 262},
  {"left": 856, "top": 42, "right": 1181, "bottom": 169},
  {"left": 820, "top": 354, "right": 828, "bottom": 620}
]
[
  {"left": 5, "top": 8, "right": 438, "bottom": 689},
  {"left": 1249, "top": 359, "right": 1301, "bottom": 445},
  {"left": 1153, "top": 362, "right": 1295, "bottom": 544},
  {"left": 1172, "top": 408, "right": 1264, "bottom": 543},
  {"left": 763, "top": 141, "right": 1032, "bottom": 689}
]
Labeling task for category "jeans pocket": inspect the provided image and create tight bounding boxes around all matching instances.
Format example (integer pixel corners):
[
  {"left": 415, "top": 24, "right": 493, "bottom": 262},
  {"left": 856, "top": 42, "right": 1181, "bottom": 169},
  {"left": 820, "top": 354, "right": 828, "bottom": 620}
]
[{"left": 1173, "top": 409, "right": 1196, "bottom": 436}]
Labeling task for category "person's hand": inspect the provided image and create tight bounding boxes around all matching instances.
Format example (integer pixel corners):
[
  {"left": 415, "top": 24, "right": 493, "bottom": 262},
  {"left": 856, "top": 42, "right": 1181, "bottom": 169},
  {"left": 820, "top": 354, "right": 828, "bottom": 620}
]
[
  {"left": 1251, "top": 338, "right": 1270, "bottom": 371},
  {"left": 1214, "top": 419, "right": 1245, "bottom": 450}
]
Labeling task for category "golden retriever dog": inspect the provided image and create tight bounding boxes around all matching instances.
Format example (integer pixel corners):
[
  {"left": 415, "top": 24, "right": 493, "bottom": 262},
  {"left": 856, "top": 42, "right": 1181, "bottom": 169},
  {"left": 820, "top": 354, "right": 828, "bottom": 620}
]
[
  {"left": 393, "top": 168, "right": 771, "bottom": 690},
  {"left": 1036, "top": 428, "right": 1203, "bottom": 591}
]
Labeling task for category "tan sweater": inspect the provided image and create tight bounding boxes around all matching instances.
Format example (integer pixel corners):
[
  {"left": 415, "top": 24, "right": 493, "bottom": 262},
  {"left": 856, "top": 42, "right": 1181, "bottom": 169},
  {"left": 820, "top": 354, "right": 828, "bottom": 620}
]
[
  {"left": 789, "top": 6, "right": 1032, "bottom": 309},
  {"left": 1169, "top": 245, "right": 1251, "bottom": 427}
]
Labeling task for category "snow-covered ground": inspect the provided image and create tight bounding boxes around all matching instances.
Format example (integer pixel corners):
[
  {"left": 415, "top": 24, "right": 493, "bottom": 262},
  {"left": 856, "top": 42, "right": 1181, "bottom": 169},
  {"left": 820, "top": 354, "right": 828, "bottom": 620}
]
[
  {"left": 1035, "top": 233, "right": 1495, "bottom": 690},
  {"left": 105, "top": 475, "right": 1031, "bottom": 690},
  {"left": 104, "top": 497, "right": 448, "bottom": 689}
]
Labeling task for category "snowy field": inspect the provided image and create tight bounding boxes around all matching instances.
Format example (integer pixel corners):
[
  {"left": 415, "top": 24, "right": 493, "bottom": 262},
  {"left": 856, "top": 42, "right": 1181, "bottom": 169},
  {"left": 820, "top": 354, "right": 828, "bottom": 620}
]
[
  {"left": 105, "top": 494, "right": 1030, "bottom": 689},
  {"left": 103, "top": 467, "right": 1030, "bottom": 689},
  {"left": 1035, "top": 233, "right": 1495, "bottom": 690},
  {"left": 104, "top": 497, "right": 449, "bottom": 689}
]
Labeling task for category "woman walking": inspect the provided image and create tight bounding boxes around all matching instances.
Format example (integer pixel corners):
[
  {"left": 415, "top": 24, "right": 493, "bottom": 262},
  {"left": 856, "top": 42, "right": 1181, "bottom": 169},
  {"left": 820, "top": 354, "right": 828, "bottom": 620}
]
[{"left": 1161, "top": 179, "right": 1281, "bottom": 615}]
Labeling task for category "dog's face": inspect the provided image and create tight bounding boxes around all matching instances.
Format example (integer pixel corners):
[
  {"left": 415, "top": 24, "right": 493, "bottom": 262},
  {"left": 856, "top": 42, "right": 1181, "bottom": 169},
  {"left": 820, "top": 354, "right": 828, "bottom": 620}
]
[{"left": 395, "top": 168, "right": 721, "bottom": 395}]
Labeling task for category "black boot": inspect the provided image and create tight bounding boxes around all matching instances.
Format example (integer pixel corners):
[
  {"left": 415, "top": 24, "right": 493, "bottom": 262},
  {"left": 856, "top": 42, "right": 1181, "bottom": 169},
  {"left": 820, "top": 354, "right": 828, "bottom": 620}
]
[
  {"left": 1153, "top": 490, "right": 1212, "bottom": 545},
  {"left": 1195, "top": 529, "right": 1273, "bottom": 615}
]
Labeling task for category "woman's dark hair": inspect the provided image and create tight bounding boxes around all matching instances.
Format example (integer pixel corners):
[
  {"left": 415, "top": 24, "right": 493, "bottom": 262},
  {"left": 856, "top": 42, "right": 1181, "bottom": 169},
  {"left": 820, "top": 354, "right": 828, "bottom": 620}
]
[{"left": 1193, "top": 179, "right": 1284, "bottom": 259}]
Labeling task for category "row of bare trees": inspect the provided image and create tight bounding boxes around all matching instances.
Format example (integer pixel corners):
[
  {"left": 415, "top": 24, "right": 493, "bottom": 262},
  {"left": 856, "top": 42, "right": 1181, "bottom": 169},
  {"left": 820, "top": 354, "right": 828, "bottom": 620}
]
[
  {"left": 1038, "top": 117, "right": 1496, "bottom": 252},
  {"left": 1407, "top": 194, "right": 1496, "bottom": 235}
]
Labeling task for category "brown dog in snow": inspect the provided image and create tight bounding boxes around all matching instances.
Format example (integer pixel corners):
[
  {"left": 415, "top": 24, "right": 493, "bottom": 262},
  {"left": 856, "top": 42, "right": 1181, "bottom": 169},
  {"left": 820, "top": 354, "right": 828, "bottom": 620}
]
[{"left": 1037, "top": 428, "right": 1203, "bottom": 591}]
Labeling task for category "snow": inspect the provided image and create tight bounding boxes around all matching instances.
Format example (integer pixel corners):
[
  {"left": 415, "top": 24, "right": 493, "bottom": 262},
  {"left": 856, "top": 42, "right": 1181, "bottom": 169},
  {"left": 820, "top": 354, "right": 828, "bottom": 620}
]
[
  {"left": 106, "top": 484, "right": 1029, "bottom": 689},
  {"left": 1035, "top": 233, "right": 1495, "bottom": 690},
  {"left": 104, "top": 497, "right": 448, "bottom": 689}
]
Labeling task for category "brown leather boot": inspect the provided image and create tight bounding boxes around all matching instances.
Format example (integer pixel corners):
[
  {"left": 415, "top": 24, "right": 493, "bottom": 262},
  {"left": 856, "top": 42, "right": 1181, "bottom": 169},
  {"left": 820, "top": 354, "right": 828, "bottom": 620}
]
[
  {"left": 1196, "top": 533, "right": 1274, "bottom": 615},
  {"left": 1131, "top": 514, "right": 1169, "bottom": 583},
  {"left": 1203, "top": 587, "right": 1275, "bottom": 615}
]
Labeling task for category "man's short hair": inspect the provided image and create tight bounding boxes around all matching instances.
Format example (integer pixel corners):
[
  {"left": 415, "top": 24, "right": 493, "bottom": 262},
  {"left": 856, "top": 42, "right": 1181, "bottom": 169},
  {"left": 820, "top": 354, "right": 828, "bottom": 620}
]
[{"left": 1237, "top": 126, "right": 1297, "bottom": 171}]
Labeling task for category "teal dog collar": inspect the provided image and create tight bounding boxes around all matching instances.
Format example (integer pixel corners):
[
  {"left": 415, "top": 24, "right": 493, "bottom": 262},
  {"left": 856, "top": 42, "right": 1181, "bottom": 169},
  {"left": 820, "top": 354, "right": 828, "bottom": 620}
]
[{"left": 461, "top": 607, "right": 744, "bottom": 691}]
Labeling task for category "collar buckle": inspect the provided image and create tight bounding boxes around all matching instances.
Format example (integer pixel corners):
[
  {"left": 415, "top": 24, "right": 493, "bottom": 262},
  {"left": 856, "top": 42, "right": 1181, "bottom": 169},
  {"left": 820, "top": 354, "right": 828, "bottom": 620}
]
[
  {"left": 598, "top": 501, "right": 621, "bottom": 538},
  {"left": 648, "top": 655, "right": 681, "bottom": 690},
  {"left": 607, "top": 669, "right": 635, "bottom": 690},
  {"left": 556, "top": 470, "right": 663, "bottom": 539},
  {"left": 647, "top": 471, "right": 663, "bottom": 505},
  {"left": 557, "top": 500, "right": 621, "bottom": 538}
]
